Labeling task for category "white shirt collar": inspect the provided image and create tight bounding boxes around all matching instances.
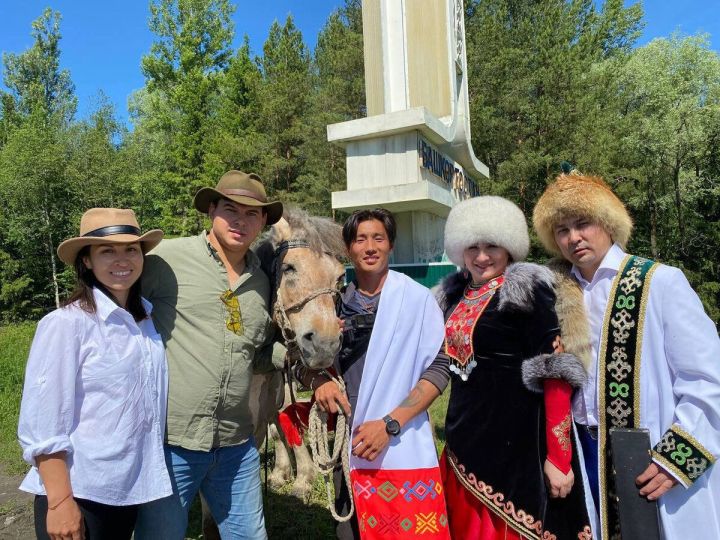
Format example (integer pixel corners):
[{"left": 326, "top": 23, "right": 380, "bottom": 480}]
[
  {"left": 92, "top": 287, "right": 152, "bottom": 321},
  {"left": 570, "top": 243, "right": 626, "bottom": 286}
]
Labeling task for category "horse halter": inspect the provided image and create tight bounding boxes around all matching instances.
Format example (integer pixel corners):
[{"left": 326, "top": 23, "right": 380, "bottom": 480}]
[{"left": 272, "top": 240, "right": 341, "bottom": 368}]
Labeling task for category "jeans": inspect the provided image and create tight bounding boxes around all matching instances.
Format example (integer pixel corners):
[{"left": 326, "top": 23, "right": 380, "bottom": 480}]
[
  {"left": 576, "top": 423, "right": 600, "bottom": 511},
  {"left": 134, "top": 440, "right": 266, "bottom": 540}
]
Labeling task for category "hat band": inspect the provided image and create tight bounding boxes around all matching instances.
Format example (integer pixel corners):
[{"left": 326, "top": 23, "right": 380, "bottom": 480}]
[
  {"left": 82, "top": 225, "right": 142, "bottom": 238},
  {"left": 220, "top": 188, "right": 267, "bottom": 203}
]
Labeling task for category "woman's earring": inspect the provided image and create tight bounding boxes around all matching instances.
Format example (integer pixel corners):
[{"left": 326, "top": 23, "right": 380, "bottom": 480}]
[{"left": 462, "top": 269, "right": 469, "bottom": 280}]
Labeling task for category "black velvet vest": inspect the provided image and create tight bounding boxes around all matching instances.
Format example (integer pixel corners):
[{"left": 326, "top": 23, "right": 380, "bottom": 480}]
[{"left": 440, "top": 269, "right": 591, "bottom": 539}]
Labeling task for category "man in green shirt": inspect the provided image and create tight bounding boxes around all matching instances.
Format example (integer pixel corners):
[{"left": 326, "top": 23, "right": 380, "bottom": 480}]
[{"left": 135, "top": 170, "right": 283, "bottom": 540}]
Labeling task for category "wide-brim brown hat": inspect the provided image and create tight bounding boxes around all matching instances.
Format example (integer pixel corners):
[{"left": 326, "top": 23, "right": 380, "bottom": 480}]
[
  {"left": 533, "top": 172, "right": 632, "bottom": 255},
  {"left": 193, "top": 170, "right": 283, "bottom": 225},
  {"left": 57, "top": 208, "right": 163, "bottom": 265}
]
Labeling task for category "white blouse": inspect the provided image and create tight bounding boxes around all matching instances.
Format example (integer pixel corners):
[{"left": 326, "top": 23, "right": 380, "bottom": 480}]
[{"left": 18, "top": 288, "right": 172, "bottom": 505}]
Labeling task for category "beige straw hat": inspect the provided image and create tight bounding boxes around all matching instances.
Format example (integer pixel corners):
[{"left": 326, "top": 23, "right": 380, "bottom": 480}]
[{"left": 57, "top": 208, "right": 163, "bottom": 265}]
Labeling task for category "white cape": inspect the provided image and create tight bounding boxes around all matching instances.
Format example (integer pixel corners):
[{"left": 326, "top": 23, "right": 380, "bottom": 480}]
[{"left": 350, "top": 270, "right": 446, "bottom": 471}]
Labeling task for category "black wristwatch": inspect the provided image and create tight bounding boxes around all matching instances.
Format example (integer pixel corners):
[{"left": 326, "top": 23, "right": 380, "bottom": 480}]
[{"left": 383, "top": 415, "right": 401, "bottom": 437}]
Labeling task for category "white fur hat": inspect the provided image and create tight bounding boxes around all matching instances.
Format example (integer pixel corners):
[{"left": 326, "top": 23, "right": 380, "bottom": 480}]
[{"left": 444, "top": 196, "right": 530, "bottom": 266}]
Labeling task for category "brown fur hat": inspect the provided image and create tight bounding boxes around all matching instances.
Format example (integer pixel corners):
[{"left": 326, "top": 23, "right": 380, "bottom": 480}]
[{"left": 532, "top": 173, "right": 633, "bottom": 255}]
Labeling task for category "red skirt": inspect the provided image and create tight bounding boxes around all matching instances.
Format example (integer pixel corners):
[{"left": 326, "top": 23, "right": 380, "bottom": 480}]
[
  {"left": 440, "top": 449, "right": 527, "bottom": 540},
  {"left": 351, "top": 467, "right": 450, "bottom": 539}
]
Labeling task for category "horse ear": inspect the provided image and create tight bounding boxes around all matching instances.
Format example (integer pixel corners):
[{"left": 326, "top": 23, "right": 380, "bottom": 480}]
[{"left": 272, "top": 217, "right": 292, "bottom": 242}]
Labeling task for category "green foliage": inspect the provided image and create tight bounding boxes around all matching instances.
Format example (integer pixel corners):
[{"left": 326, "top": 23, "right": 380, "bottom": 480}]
[
  {"left": 203, "top": 38, "right": 265, "bottom": 179},
  {"left": 465, "top": 0, "right": 644, "bottom": 211},
  {"left": 463, "top": 0, "right": 719, "bottom": 324},
  {"left": 0, "top": 323, "right": 35, "bottom": 475},
  {"left": 136, "top": 0, "right": 236, "bottom": 235},
  {"left": 256, "top": 16, "right": 312, "bottom": 198},
  {"left": 301, "top": 1, "right": 365, "bottom": 217},
  {"left": 0, "top": 0, "right": 718, "bottom": 326},
  {"left": 2, "top": 8, "right": 76, "bottom": 123}
]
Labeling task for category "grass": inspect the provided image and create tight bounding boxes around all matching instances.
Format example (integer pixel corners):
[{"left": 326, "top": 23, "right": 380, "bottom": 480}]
[
  {"left": 0, "top": 322, "right": 450, "bottom": 539},
  {"left": 0, "top": 322, "right": 36, "bottom": 475}
]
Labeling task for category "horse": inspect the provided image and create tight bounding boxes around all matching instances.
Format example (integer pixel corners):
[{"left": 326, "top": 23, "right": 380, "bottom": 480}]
[{"left": 201, "top": 207, "right": 347, "bottom": 539}]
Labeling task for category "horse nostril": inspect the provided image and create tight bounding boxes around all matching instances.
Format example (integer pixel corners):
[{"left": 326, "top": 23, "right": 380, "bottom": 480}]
[{"left": 302, "top": 331, "right": 315, "bottom": 343}]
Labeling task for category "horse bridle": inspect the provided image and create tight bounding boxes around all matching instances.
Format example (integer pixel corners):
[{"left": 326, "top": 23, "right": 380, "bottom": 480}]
[{"left": 271, "top": 240, "right": 341, "bottom": 368}]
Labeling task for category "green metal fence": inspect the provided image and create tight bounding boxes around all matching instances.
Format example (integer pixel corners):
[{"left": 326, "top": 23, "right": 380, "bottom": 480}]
[{"left": 345, "top": 262, "right": 458, "bottom": 289}]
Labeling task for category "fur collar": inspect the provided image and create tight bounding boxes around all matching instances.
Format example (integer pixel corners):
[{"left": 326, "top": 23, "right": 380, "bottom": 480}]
[
  {"left": 433, "top": 262, "right": 554, "bottom": 313},
  {"left": 546, "top": 258, "right": 593, "bottom": 371},
  {"left": 433, "top": 260, "right": 593, "bottom": 372}
]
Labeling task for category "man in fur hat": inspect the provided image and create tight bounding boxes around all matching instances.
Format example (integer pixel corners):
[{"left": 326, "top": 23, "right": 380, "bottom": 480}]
[{"left": 533, "top": 172, "right": 720, "bottom": 539}]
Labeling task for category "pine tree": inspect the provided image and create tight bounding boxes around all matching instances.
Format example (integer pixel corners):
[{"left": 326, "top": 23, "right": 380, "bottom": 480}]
[
  {"left": 256, "top": 16, "right": 312, "bottom": 200},
  {"left": 137, "top": 0, "right": 235, "bottom": 234},
  {"left": 301, "top": 0, "right": 365, "bottom": 216}
]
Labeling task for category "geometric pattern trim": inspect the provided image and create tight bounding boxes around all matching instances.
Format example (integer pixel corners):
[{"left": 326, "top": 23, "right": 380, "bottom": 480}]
[
  {"left": 597, "top": 255, "right": 658, "bottom": 540},
  {"left": 652, "top": 423, "right": 716, "bottom": 486},
  {"left": 350, "top": 467, "right": 450, "bottom": 539},
  {"left": 445, "top": 449, "right": 552, "bottom": 540}
]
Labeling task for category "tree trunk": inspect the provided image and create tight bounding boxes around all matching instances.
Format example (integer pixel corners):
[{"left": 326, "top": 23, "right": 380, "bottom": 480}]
[
  {"left": 672, "top": 160, "right": 685, "bottom": 254},
  {"left": 42, "top": 202, "right": 60, "bottom": 309},
  {"left": 648, "top": 182, "right": 658, "bottom": 259}
]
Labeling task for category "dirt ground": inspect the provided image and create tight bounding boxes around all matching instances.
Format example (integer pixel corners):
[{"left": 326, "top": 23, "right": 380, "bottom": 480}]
[{"left": 0, "top": 468, "right": 34, "bottom": 539}]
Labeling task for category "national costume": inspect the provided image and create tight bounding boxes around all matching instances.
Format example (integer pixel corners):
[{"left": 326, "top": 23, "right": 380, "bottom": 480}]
[
  {"left": 435, "top": 196, "right": 594, "bottom": 540},
  {"left": 350, "top": 270, "right": 450, "bottom": 539},
  {"left": 436, "top": 264, "right": 593, "bottom": 540},
  {"left": 534, "top": 173, "right": 720, "bottom": 539}
]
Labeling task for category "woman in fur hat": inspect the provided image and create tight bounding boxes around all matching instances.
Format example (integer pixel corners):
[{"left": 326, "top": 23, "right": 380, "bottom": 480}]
[
  {"left": 435, "top": 196, "right": 593, "bottom": 540},
  {"left": 18, "top": 208, "right": 172, "bottom": 540}
]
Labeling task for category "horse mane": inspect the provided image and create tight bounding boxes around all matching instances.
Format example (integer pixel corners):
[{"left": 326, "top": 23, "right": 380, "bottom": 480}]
[{"left": 254, "top": 206, "right": 347, "bottom": 278}]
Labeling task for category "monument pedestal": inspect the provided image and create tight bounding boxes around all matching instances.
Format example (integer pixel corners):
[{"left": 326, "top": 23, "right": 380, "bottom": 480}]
[{"left": 329, "top": 0, "right": 489, "bottom": 264}]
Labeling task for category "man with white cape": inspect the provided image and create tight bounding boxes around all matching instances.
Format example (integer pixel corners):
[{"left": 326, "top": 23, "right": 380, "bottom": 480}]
[{"left": 301, "top": 208, "right": 451, "bottom": 540}]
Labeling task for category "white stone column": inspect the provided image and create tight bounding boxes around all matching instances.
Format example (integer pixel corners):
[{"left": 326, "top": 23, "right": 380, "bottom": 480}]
[{"left": 330, "top": 0, "right": 489, "bottom": 263}]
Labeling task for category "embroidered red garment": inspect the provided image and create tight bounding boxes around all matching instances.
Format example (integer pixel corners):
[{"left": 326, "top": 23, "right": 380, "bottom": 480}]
[
  {"left": 351, "top": 467, "right": 450, "bottom": 539},
  {"left": 440, "top": 450, "right": 526, "bottom": 540},
  {"left": 444, "top": 276, "right": 504, "bottom": 380},
  {"left": 544, "top": 379, "right": 573, "bottom": 474}
]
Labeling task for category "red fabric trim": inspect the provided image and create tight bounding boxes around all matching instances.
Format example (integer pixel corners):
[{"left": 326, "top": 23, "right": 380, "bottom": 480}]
[
  {"left": 277, "top": 406, "right": 305, "bottom": 447},
  {"left": 544, "top": 379, "right": 573, "bottom": 475},
  {"left": 351, "top": 467, "right": 450, "bottom": 539}
]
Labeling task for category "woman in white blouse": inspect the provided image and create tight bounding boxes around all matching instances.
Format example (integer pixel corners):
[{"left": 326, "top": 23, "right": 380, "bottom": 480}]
[{"left": 18, "top": 208, "right": 172, "bottom": 540}]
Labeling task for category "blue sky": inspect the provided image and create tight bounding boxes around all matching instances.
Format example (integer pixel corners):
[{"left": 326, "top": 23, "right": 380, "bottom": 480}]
[{"left": 0, "top": 1, "right": 718, "bottom": 126}]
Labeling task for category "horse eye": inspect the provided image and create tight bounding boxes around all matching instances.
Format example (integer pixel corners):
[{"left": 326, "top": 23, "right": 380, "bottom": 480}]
[{"left": 282, "top": 263, "right": 296, "bottom": 274}]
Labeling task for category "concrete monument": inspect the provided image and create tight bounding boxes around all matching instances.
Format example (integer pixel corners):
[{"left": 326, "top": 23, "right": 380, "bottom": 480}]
[{"left": 328, "top": 0, "right": 488, "bottom": 264}]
